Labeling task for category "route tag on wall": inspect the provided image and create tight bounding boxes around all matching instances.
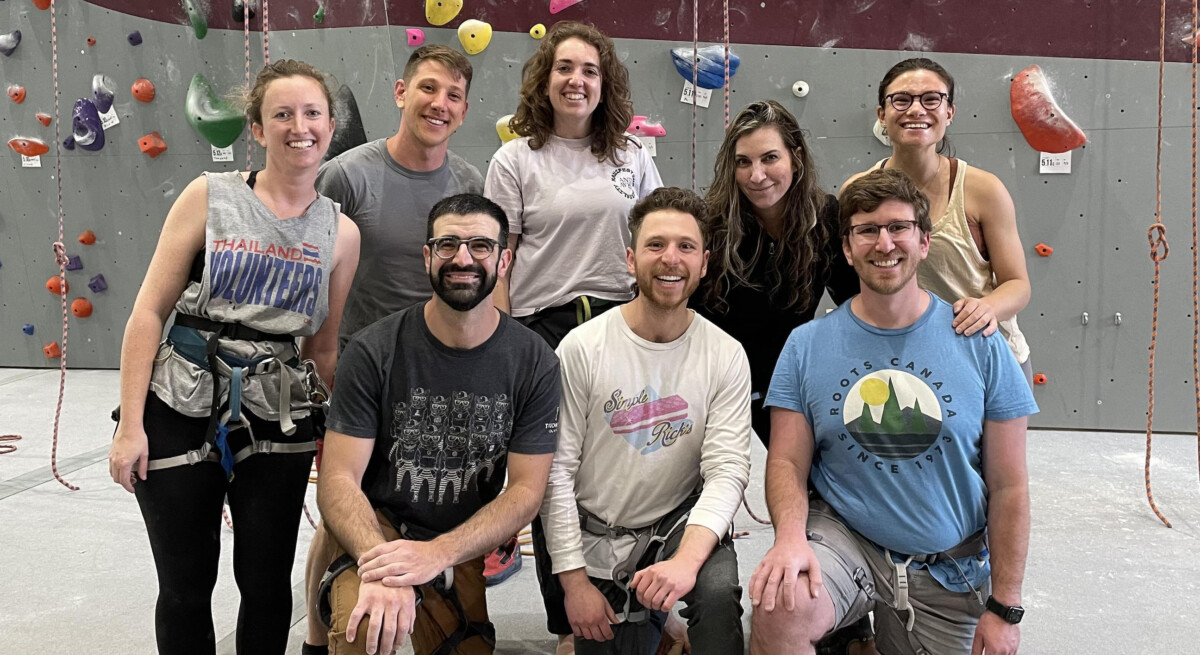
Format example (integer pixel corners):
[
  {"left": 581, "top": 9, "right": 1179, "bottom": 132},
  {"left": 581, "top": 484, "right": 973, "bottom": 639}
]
[
  {"left": 211, "top": 145, "right": 234, "bottom": 162},
  {"left": 641, "top": 136, "right": 657, "bottom": 157},
  {"left": 21, "top": 154, "right": 41, "bottom": 168},
  {"left": 1039, "top": 151, "right": 1071, "bottom": 174},
  {"left": 680, "top": 81, "right": 711, "bottom": 108},
  {"left": 99, "top": 106, "right": 120, "bottom": 130}
]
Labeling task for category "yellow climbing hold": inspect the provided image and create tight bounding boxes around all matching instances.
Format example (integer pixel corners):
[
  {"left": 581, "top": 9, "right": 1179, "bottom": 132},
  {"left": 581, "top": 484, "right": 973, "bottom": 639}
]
[
  {"left": 425, "top": 0, "right": 462, "bottom": 26},
  {"left": 530, "top": 23, "right": 546, "bottom": 39},
  {"left": 495, "top": 114, "right": 519, "bottom": 144},
  {"left": 457, "top": 19, "right": 492, "bottom": 55}
]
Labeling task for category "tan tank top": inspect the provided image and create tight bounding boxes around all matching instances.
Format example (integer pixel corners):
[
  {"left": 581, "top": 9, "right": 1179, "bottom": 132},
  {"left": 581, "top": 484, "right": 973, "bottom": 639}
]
[{"left": 874, "top": 158, "right": 1030, "bottom": 363}]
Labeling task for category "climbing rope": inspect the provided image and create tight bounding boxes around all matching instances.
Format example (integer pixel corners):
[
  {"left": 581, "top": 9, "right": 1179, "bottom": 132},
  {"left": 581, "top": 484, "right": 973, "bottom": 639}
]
[
  {"left": 741, "top": 492, "right": 770, "bottom": 525},
  {"left": 1144, "top": 0, "right": 1173, "bottom": 528},
  {"left": 690, "top": 0, "right": 698, "bottom": 191},
  {"left": 1191, "top": 0, "right": 1200, "bottom": 495},
  {"left": 0, "top": 434, "right": 21, "bottom": 455},
  {"left": 262, "top": 0, "right": 270, "bottom": 65},
  {"left": 244, "top": 0, "right": 253, "bottom": 170},
  {"left": 723, "top": 0, "right": 730, "bottom": 130},
  {"left": 47, "top": 0, "right": 77, "bottom": 492}
]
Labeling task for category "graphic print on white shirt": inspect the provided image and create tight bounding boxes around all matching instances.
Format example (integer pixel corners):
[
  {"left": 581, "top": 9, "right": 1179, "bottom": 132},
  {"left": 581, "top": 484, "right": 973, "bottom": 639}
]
[{"left": 604, "top": 386, "right": 693, "bottom": 455}]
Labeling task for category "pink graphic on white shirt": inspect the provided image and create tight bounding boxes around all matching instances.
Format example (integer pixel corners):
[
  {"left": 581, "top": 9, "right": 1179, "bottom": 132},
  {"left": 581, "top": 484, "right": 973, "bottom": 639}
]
[{"left": 605, "top": 387, "right": 693, "bottom": 454}]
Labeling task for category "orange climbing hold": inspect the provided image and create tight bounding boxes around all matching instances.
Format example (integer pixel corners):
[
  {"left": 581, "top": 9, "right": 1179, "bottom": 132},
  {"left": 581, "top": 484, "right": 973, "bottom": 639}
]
[
  {"left": 132, "top": 78, "right": 156, "bottom": 103},
  {"left": 1034, "top": 243, "right": 1053, "bottom": 257},
  {"left": 46, "top": 276, "right": 68, "bottom": 295},
  {"left": 36, "top": 112, "right": 52, "bottom": 126},
  {"left": 8, "top": 85, "right": 26, "bottom": 104},
  {"left": 86, "top": 37, "right": 96, "bottom": 47},
  {"left": 1010, "top": 65, "right": 1087, "bottom": 154},
  {"left": 8, "top": 137, "right": 49, "bottom": 157},
  {"left": 43, "top": 342, "right": 61, "bottom": 359},
  {"left": 32, "top": 0, "right": 51, "bottom": 10},
  {"left": 78, "top": 230, "right": 96, "bottom": 245},
  {"left": 138, "top": 131, "right": 167, "bottom": 158},
  {"left": 71, "top": 298, "right": 93, "bottom": 318},
  {"left": 1033, "top": 373, "right": 1047, "bottom": 385}
]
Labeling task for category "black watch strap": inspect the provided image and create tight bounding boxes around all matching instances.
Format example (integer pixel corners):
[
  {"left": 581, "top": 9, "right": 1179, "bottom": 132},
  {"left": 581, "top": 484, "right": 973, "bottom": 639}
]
[{"left": 985, "top": 595, "right": 1025, "bottom": 624}]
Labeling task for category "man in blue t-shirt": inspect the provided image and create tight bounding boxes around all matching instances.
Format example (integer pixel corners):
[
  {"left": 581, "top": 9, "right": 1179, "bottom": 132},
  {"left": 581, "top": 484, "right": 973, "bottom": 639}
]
[{"left": 748, "top": 169, "right": 1038, "bottom": 655}]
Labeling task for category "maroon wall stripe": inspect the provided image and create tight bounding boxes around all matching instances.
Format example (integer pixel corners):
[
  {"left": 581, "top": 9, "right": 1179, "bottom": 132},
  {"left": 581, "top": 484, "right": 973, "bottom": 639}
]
[{"left": 84, "top": 0, "right": 1200, "bottom": 63}]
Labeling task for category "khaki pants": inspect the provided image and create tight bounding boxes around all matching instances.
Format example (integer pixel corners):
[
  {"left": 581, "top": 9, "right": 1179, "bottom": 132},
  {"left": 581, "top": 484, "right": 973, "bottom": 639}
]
[{"left": 328, "top": 511, "right": 493, "bottom": 655}]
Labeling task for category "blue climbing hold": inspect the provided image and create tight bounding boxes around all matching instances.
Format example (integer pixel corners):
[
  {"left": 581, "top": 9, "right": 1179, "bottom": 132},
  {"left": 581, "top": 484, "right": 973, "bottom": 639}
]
[
  {"left": 22, "top": 324, "right": 34, "bottom": 335},
  {"left": 670, "top": 45, "right": 741, "bottom": 90},
  {"left": 72, "top": 98, "right": 104, "bottom": 151},
  {"left": 65, "top": 255, "right": 83, "bottom": 271},
  {"left": 88, "top": 274, "right": 107, "bottom": 293},
  {"left": 62, "top": 135, "right": 75, "bottom": 150},
  {"left": 127, "top": 30, "right": 142, "bottom": 46}
]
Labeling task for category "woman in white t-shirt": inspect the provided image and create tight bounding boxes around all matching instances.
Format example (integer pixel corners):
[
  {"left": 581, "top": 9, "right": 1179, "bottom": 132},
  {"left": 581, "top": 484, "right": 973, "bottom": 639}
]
[{"left": 486, "top": 20, "right": 662, "bottom": 350}]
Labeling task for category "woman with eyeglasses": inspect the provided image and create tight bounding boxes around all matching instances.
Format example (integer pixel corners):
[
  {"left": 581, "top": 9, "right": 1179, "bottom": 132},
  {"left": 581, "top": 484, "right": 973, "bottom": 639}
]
[{"left": 846, "top": 58, "right": 1032, "bottom": 382}]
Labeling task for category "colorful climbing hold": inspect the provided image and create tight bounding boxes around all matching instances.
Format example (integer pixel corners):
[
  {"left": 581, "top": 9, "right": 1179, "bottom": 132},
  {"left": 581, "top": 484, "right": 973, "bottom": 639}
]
[
  {"left": 22, "top": 324, "right": 34, "bottom": 336},
  {"left": 132, "top": 78, "right": 156, "bottom": 103},
  {"left": 0, "top": 29, "right": 20, "bottom": 57},
  {"left": 1010, "top": 65, "right": 1087, "bottom": 154},
  {"left": 184, "top": 0, "right": 208, "bottom": 40},
  {"left": 78, "top": 230, "right": 96, "bottom": 245},
  {"left": 43, "top": 342, "right": 61, "bottom": 359},
  {"left": 792, "top": 81, "right": 810, "bottom": 98},
  {"left": 495, "top": 115, "right": 518, "bottom": 144},
  {"left": 425, "top": 0, "right": 462, "bottom": 26},
  {"left": 88, "top": 274, "right": 107, "bottom": 293},
  {"left": 671, "top": 45, "right": 741, "bottom": 90},
  {"left": 8, "top": 137, "right": 49, "bottom": 157},
  {"left": 62, "top": 135, "right": 75, "bottom": 150},
  {"left": 71, "top": 298, "right": 93, "bottom": 318},
  {"left": 65, "top": 255, "right": 82, "bottom": 271},
  {"left": 36, "top": 112, "right": 52, "bottom": 126},
  {"left": 314, "top": 4, "right": 325, "bottom": 22},
  {"left": 457, "top": 19, "right": 492, "bottom": 55},
  {"left": 32, "top": 0, "right": 50, "bottom": 10},
  {"left": 46, "top": 275, "right": 68, "bottom": 295},
  {"left": 1033, "top": 373, "right": 1047, "bottom": 386},
  {"left": 407, "top": 28, "right": 425, "bottom": 47},
  {"left": 86, "top": 36, "right": 96, "bottom": 47},
  {"left": 326, "top": 85, "right": 367, "bottom": 161},
  {"left": 139, "top": 131, "right": 168, "bottom": 158},
  {"left": 549, "top": 0, "right": 584, "bottom": 14},
  {"left": 127, "top": 30, "right": 142, "bottom": 46},
  {"left": 529, "top": 24, "right": 546, "bottom": 39},
  {"left": 72, "top": 98, "right": 105, "bottom": 151},
  {"left": 8, "top": 85, "right": 26, "bottom": 104},
  {"left": 1034, "top": 243, "right": 1053, "bottom": 257},
  {"left": 186, "top": 74, "right": 246, "bottom": 149},
  {"left": 92, "top": 74, "right": 117, "bottom": 114},
  {"left": 628, "top": 116, "right": 666, "bottom": 138}
]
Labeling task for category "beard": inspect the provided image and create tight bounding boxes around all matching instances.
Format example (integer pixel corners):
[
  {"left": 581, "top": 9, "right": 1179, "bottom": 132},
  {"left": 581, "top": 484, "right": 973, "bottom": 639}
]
[
  {"left": 635, "top": 267, "right": 700, "bottom": 311},
  {"left": 430, "top": 261, "right": 497, "bottom": 312},
  {"left": 851, "top": 255, "right": 920, "bottom": 296}
]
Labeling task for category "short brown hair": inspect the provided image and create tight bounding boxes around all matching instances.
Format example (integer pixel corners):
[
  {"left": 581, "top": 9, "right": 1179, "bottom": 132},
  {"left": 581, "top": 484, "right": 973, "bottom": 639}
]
[
  {"left": 838, "top": 169, "right": 932, "bottom": 237},
  {"left": 244, "top": 59, "right": 334, "bottom": 126},
  {"left": 629, "top": 187, "right": 710, "bottom": 249},
  {"left": 403, "top": 45, "right": 473, "bottom": 94}
]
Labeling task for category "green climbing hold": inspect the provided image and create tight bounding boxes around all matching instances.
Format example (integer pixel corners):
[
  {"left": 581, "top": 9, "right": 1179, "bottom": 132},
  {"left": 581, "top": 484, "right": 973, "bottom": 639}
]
[
  {"left": 314, "top": 5, "right": 325, "bottom": 23},
  {"left": 185, "top": 0, "right": 208, "bottom": 40},
  {"left": 185, "top": 74, "right": 245, "bottom": 148}
]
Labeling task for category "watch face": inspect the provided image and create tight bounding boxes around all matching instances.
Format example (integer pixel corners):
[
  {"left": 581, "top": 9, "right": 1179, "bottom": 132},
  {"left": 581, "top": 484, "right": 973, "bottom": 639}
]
[{"left": 1007, "top": 607, "right": 1025, "bottom": 624}]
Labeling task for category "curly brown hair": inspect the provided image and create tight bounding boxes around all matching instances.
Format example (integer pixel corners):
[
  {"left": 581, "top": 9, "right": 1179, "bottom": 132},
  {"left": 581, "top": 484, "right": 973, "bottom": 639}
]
[
  {"left": 702, "top": 100, "right": 829, "bottom": 314},
  {"left": 508, "top": 21, "right": 636, "bottom": 165},
  {"left": 243, "top": 59, "right": 334, "bottom": 126}
]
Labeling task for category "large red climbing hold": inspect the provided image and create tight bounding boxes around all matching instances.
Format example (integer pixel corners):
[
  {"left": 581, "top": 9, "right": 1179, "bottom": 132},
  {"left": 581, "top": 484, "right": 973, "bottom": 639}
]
[
  {"left": 46, "top": 276, "right": 68, "bottom": 295},
  {"left": 8, "top": 85, "right": 26, "bottom": 104},
  {"left": 132, "top": 78, "right": 156, "bottom": 103},
  {"left": 78, "top": 230, "right": 97, "bottom": 245},
  {"left": 139, "top": 131, "right": 168, "bottom": 158},
  {"left": 36, "top": 112, "right": 52, "bottom": 126},
  {"left": 8, "top": 137, "right": 49, "bottom": 157},
  {"left": 71, "top": 298, "right": 94, "bottom": 318},
  {"left": 1010, "top": 65, "right": 1087, "bottom": 154}
]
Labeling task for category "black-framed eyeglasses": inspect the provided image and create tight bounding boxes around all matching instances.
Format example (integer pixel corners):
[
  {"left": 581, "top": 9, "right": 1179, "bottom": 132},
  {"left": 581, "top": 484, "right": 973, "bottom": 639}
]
[
  {"left": 427, "top": 236, "right": 501, "bottom": 260},
  {"left": 883, "top": 91, "right": 948, "bottom": 112},
  {"left": 847, "top": 220, "right": 920, "bottom": 242}
]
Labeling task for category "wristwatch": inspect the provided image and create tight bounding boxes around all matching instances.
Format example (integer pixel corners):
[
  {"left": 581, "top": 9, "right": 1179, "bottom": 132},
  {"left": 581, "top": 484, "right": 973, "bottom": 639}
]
[{"left": 985, "top": 596, "right": 1025, "bottom": 624}]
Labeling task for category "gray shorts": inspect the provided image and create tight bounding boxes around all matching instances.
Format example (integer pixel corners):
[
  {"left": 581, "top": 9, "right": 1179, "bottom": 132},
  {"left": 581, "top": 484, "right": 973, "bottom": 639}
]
[{"left": 807, "top": 500, "right": 990, "bottom": 655}]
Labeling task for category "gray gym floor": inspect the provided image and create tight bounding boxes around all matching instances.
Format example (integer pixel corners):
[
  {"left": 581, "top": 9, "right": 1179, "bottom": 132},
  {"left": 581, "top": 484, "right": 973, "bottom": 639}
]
[{"left": 1, "top": 367, "right": 1196, "bottom": 654}]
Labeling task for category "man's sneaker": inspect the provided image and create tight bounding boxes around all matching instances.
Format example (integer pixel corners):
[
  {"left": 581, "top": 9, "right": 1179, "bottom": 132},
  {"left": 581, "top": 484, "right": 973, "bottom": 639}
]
[{"left": 483, "top": 535, "right": 523, "bottom": 587}]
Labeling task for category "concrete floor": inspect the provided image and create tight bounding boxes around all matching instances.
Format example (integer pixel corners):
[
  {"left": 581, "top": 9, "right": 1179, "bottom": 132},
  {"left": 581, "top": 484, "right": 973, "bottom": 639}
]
[{"left": 1, "top": 367, "right": 1197, "bottom": 654}]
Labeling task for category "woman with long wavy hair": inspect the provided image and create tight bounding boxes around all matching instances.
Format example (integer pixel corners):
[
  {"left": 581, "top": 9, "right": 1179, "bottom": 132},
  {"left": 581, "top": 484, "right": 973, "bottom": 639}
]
[{"left": 700, "top": 100, "right": 858, "bottom": 448}]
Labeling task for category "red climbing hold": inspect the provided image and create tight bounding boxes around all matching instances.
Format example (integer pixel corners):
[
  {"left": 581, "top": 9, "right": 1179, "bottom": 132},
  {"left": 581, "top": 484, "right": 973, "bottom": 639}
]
[
  {"left": 78, "top": 230, "right": 97, "bottom": 245},
  {"left": 8, "top": 137, "right": 49, "bottom": 157},
  {"left": 46, "top": 276, "right": 68, "bottom": 295},
  {"left": 1033, "top": 373, "right": 1047, "bottom": 386},
  {"left": 32, "top": 0, "right": 51, "bottom": 10},
  {"left": 131, "top": 78, "right": 156, "bottom": 103},
  {"left": 8, "top": 85, "right": 26, "bottom": 104},
  {"left": 1010, "top": 65, "right": 1087, "bottom": 154},
  {"left": 138, "top": 131, "right": 167, "bottom": 158},
  {"left": 86, "top": 37, "right": 96, "bottom": 47},
  {"left": 1034, "top": 243, "right": 1053, "bottom": 257},
  {"left": 71, "top": 298, "right": 93, "bottom": 318},
  {"left": 549, "top": 0, "right": 585, "bottom": 14},
  {"left": 36, "top": 112, "right": 52, "bottom": 126},
  {"left": 43, "top": 342, "right": 61, "bottom": 359}
]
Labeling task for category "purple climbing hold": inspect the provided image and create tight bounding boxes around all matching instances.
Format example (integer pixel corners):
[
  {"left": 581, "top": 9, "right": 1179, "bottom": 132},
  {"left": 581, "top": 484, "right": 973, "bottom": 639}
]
[
  {"left": 22, "top": 324, "right": 35, "bottom": 335},
  {"left": 65, "top": 255, "right": 83, "bottom": 271},
  {"left": 127, "top": 30, "right": 142, "bottom": 46},
  {"left": 72, "top": 98, "right": 104, "bottom": 151},
  {"left": 88, "top": 274, "right": 107, "bottom": 293},
  {"left": 62, "top": 135, "right": 75, "bottom": 150},
  {"left": 0, "top": 29, "right": 20, "bottom": 57},
  {"left": 92, "top": 74, "right": 117, "bottom": 113}
]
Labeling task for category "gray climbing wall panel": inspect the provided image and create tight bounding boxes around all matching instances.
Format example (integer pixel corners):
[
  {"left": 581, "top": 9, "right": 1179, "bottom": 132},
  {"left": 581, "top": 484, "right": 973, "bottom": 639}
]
[{"left": 1, "top": 1, "right": 1198, "bottom": 434}]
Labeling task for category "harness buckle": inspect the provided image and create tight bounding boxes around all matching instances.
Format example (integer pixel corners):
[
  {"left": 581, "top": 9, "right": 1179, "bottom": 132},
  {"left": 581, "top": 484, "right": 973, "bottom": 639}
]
[{"left": 251, "top": 440, "right": 274, "bottom": 455}]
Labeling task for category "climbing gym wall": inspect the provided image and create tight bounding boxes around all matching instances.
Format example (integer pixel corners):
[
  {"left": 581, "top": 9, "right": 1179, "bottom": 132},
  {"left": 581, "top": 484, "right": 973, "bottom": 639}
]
[{"left": 2, "top": 0, "right": 1199, "bottom": 434}]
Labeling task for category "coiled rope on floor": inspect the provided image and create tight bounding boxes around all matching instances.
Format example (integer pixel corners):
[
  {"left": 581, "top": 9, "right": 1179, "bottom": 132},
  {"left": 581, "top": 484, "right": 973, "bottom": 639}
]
[{"left": 0, "top": 434, "right": 21, "bottom": 455}]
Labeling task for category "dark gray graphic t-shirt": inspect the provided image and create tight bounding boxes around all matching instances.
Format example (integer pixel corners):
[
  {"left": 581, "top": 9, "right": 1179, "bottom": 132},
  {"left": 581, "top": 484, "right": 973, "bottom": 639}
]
[{"left": 327, "top": 304, "right": 560, "bottom": 535}]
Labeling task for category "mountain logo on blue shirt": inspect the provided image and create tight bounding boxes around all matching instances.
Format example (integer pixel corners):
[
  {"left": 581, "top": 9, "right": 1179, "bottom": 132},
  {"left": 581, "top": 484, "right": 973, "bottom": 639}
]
[{"left": 842, "top": 371, "right": 943, "bottom": 460}]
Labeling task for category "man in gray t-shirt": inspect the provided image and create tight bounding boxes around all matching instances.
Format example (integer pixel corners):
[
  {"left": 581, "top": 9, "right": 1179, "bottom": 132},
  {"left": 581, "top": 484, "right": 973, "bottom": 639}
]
[
  {"left": 317, "top": 194, "right": 560, "bottom": 655},
  {"left": 316, "top": 45, "right": 483, "bottom": 353}
]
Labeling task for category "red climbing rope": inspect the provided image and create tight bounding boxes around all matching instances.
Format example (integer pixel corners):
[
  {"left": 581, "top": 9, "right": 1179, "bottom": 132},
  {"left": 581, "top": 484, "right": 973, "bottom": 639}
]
[
  {"left": 1191, "top": 0, "right": 1200, "bottom": 496},
  {"left": 48, "top": 0, "right": 77, "bottom": 492},
  {"left": 0, "top": 434, "right": 21, "bottom": 455},
  {"left": 261, "top": 0, "right": 270, "bottom": 65},
  {"left": 690, "top": 0, "right": 697, "bottom": 192},
  {"left": 244, "top": 0, "right": 253, "bottom": 170},
  {"left": 1144, "top": 0, "right": 1172, "bottom": 528},
  {"left": 722, "top": 0, "right": 730, "bottom": 130}
]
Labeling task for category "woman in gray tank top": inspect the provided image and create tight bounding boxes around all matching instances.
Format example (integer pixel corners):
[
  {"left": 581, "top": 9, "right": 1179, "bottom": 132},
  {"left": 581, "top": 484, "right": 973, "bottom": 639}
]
[{"left": 107, "top": 60, "right": 360, "bottom": 655}]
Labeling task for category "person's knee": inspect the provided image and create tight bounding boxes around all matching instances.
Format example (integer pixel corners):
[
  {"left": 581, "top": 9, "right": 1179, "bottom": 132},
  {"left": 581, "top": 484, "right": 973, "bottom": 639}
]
[
  {"left": 750, "top": 572, "right": 831, "bottom": 646},
  {"left": 688, "top": 553, "right": 743, "bottom": 617}
]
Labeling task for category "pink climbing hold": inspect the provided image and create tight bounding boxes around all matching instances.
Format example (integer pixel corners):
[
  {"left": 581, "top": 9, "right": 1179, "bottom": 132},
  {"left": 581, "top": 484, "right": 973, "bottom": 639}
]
[
  {"left": 1010, "top": 65, "right": 1086, "bottom": 154},
  {"left": 407, "top": 28, "right": 425, "bottom": 47},
  {"left": 549, "top": 0, "right": 584, "bottom": 14},
  {"left": 628, "top": 115, "right": 666, "bottom": 138}
]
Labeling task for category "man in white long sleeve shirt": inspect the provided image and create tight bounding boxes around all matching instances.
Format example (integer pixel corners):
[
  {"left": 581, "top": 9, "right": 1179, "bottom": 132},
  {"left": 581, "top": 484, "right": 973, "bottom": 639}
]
[{"left": 540, "top": 187, "right": 752, "bottom": 654}]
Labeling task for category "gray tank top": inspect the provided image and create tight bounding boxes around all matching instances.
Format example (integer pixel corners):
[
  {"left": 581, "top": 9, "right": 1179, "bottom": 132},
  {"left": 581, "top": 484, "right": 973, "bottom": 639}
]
[{"left": 151, "top": 170, "right": 339, "bottom": 419}]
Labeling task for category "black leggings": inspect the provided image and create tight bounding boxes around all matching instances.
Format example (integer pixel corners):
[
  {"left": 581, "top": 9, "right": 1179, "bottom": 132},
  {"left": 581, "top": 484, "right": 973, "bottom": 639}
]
[{"left": 134, "top": 391, "right": 315, "bottom": 655}]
